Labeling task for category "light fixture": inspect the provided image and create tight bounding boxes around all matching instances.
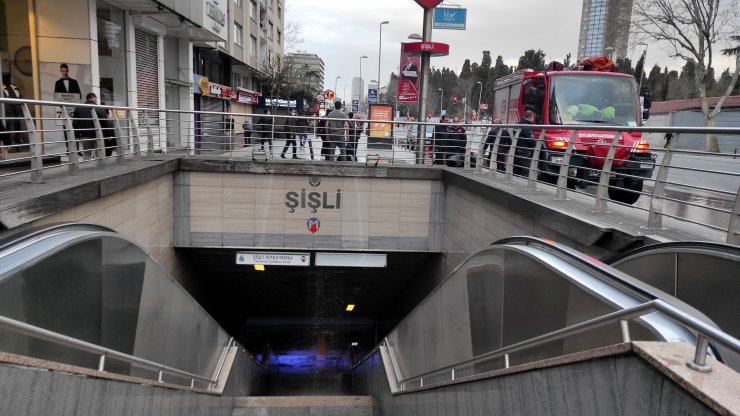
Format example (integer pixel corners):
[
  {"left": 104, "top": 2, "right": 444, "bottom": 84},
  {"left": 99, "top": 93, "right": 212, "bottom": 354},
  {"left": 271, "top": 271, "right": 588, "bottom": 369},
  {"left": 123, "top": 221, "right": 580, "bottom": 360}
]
[
  {"left": 408, "top": 33, "right": 422, "bottom": 40},
  {"left": 346, "top": 304, "right": 356, "bottom": 312},
  {"left": 252, "top": 149, "right": 267, "bottom": 161},
  {"left": 254, "top": 264, "right": 265, "bottom": 271}
]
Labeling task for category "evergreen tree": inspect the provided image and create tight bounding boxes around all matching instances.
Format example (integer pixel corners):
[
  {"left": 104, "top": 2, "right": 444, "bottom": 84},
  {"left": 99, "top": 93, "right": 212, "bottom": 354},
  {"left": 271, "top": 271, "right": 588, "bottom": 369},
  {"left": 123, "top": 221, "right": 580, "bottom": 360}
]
[
  {"left": 646, "top": 65, "right": 666, "bottom": 101},
  {"left": 460, "top": 59, "right": 472, "bottom": 79},
  {"left": 517, "top": 49, "right": 546, "bottom": 71}
]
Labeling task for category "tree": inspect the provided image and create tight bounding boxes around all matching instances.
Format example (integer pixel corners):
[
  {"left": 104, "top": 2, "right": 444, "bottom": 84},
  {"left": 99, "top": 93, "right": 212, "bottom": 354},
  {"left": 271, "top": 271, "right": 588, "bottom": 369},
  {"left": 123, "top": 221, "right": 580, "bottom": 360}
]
[
  {"left": 517, "top": 49, "right": 546, "bottom": 71},
  {"left": 646, "top": 65, "right": 667, "bottom": 100},
  {"left": 563, "top": 53, "right": 572, "bottom": 67},
  {"left": 460, "top": 59, "right": 472, "bottom": 79},
  {"left": 632, "top": 0, "right": 740, "bottom": 151}
]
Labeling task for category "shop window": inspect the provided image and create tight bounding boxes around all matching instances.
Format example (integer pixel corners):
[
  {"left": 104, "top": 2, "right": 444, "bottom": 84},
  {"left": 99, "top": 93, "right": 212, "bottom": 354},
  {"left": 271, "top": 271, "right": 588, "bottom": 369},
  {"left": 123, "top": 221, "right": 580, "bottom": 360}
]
[{"left": 97, "top": 2, "right": 128, "bottom": 106}]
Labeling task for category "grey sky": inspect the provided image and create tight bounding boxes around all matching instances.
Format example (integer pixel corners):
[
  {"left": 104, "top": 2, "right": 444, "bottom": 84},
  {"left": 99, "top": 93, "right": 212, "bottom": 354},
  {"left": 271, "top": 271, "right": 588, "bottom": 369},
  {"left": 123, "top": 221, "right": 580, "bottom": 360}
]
[{"left": 285, "top": 0, "right": 725, "bottom": 97}]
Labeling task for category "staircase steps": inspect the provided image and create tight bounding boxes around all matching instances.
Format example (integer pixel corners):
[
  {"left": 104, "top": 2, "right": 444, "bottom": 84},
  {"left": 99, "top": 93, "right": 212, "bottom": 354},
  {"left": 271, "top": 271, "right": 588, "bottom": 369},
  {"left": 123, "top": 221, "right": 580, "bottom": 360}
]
[{"left": 232, "top": 396, "right": 375, "bottom": 416}]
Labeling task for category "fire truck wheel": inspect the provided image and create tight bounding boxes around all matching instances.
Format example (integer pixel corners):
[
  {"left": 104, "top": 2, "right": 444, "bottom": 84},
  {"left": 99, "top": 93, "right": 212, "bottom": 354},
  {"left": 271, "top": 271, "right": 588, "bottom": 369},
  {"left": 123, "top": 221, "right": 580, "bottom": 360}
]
[{"left": 608, "top": 179, "right": 644, "bottom": 205}]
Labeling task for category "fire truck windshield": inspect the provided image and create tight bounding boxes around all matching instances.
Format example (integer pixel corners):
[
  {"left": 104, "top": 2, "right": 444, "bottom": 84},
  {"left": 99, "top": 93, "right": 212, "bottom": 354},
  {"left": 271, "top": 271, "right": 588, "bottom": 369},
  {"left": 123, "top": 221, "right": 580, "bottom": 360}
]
[{"left": 549, "top": 74, "right": 640, "bottom": 127}]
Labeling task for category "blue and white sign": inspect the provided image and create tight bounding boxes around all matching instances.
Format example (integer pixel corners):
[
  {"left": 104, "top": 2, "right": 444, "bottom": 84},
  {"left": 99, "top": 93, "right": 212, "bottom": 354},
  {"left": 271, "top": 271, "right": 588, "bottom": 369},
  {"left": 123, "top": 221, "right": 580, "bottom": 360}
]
[
  {"left": 352, "top": 99, "right": 359, "bottom": 113},
  {"left": 368, "top": 87, "right": 378, "bottom": 104},
  {"left": 433, "top": 7, "right": 467, "bottom": 30}
]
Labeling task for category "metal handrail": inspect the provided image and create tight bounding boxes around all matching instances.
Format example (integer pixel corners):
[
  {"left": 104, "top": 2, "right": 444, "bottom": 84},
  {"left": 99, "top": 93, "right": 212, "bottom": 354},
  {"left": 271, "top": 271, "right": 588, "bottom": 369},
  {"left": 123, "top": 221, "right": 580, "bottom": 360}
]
[
  {"left": 2, "top": 97, "right": 739, "bottom": 243},
  {"left": 391, "top": 298, "right": 740, "bottom": 390},
  {"left": 0, "top": 313, "right": 228, "bottom": 390}
]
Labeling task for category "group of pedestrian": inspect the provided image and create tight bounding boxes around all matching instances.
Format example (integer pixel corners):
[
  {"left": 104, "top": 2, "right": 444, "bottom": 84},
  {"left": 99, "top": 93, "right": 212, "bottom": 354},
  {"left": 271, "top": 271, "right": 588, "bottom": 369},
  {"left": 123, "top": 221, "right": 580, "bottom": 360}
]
[
  {"left": 432, "top": 115, "right": 468, "bottom": 167},
  {"left": 480, "top": 110, "right": 536, "bottom": 173},
  {"left": 239, "top": 101, "right": 365, "bottom": 162}
]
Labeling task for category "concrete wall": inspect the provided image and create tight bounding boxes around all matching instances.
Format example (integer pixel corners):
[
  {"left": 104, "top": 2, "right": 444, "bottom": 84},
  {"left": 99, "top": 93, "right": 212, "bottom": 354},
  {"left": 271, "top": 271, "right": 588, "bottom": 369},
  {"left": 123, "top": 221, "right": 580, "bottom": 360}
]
[
  {"left": 353, "top": 349, "right": 717, "bottom": 416},
  {"left": 30, "top": 174, "right": 181, "bottom": 279},
  {"left": 175, "top": 171, "right": 444, "bottom": 251},
  {"left": 0, "top": 347, "right": 268, "bottom": 416}
]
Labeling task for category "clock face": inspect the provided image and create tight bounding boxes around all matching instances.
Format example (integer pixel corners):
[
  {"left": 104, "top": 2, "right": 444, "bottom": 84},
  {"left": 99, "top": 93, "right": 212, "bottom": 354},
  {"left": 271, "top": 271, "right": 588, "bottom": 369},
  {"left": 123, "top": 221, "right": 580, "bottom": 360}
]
[{"left": 14, "top": 46, "right": 33, "bottom": 76}]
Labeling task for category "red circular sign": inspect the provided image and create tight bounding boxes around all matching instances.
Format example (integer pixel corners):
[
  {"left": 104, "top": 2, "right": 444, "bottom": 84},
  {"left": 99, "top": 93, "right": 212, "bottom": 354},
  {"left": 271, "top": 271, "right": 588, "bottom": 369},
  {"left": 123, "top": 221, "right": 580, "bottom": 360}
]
[
  {"left": 326, "top": 90, "right": 335, "bottom": 100},
  {"left": 413, "top": 0, "right": 443, "bottom": 9},
  {"left": 404, "top": 42, "right": 450, "bottom": 57}
]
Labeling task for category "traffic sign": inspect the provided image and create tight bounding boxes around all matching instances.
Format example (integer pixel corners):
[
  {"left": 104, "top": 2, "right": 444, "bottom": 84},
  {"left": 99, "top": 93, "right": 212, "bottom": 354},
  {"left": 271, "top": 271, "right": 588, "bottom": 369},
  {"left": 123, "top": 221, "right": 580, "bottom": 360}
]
[
  {"left": 326, "top": 90, "right": 335, "bottom": 100},
  {"left": 480, "top": 103, "right": 489, "bottom": 110}
]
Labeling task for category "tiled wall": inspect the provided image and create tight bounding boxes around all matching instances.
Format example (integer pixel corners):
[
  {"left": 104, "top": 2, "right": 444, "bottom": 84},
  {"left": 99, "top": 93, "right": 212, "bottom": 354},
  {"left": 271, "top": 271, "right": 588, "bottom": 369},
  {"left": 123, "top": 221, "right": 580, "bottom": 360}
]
[
  {"left": 176, "top": 172, "right": 444, "bottom": 251},
  {"left": 32, "top": 175, "right": 178, "bottom": 277}
]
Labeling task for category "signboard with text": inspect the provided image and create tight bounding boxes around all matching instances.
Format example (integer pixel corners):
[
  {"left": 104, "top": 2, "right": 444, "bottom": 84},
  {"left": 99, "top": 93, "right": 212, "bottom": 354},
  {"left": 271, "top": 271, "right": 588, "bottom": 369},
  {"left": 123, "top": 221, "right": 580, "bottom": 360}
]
[
  {"left": 433, "top": 7, "right": 467, "bottom": 30},
  {"left": 236, "top": 251, "right": 310, "bottom": 267}
]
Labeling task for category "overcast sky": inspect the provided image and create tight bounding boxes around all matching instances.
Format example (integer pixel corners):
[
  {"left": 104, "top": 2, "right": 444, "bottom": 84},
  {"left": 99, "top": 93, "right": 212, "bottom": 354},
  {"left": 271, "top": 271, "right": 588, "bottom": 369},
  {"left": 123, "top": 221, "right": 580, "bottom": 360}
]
[{"left": 285, "top": 0, "right": 658, "bottom": 95}]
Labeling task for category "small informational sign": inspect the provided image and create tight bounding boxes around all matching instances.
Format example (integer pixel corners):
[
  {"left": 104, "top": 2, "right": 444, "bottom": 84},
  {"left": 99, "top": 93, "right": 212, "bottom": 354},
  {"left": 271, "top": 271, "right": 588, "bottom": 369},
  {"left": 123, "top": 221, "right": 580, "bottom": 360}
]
[
  {"left": 368, "top": 86, "right": 378, "bottom": 104},
  {"left": 236, "top": 252, "right": 310, "bottom": 267},
  {"left": 480, "top": 103, "right": 489, "bottom": 110},
  {"left": 352, "top": 99, "right": 359, "bottom": 112},
  {"left": 433, "top": 7, "right": 467, "bottom": 30}
]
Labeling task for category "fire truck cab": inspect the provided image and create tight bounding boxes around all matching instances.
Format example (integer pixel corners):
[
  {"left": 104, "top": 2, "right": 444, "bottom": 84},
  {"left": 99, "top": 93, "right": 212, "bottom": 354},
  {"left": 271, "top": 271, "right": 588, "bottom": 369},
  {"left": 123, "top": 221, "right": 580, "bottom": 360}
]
[{"left": 492, "top": 60, "right": 655, "bottom": 204}]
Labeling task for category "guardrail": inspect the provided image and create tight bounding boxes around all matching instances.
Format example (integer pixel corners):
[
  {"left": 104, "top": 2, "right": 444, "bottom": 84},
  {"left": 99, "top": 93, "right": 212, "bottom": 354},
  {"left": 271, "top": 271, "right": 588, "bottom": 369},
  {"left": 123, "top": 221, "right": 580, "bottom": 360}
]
[
  {"left": 383, "top": 297, "right": 740, "bottom": 393},
  {"left": 1, "top": 97, "right": 738, "bottom": 242},
  {"left": 0, "top": 313, "right": 234, "bottom": 390}
]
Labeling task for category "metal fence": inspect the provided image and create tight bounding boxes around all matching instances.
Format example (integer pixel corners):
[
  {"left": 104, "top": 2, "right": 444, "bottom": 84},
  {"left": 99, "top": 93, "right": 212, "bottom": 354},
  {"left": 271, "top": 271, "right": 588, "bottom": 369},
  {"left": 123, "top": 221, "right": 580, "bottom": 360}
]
[{"left": 1, "top": 97, "right": 738, "bottom": 243}]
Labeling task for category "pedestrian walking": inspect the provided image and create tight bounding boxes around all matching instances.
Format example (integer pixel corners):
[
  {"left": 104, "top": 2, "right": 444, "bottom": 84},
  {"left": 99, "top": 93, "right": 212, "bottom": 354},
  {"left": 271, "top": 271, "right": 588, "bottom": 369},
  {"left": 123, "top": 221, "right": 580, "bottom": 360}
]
[{"left": 280, "top": 110, "right": 299, "bottom": 159}]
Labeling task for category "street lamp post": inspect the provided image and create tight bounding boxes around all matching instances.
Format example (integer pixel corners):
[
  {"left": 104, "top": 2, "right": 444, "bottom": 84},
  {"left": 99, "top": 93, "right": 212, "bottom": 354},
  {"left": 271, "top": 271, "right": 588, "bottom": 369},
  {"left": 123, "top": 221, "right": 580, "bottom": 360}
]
[
  {"left": 378, "top": 20, "right": 389, "bottom": 102},
  {"left": 359, "top": 56, "right": 368, "bottom": 112},
  {"left": 438, "top": 88, "right": 443, "bottom": 116},
  {"left": 476, "top": 81, "right": 483, "bottom": 121},
  {"left": 334, "top": 75, "right": 341, "bottom": 99}
]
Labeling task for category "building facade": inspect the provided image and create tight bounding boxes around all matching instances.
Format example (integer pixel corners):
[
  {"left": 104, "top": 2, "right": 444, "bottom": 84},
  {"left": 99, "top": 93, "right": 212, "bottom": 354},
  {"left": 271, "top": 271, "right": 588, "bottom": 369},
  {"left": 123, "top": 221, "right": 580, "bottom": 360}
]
[
  {"left": 285, "top": 52, "right": 325, "bottom": 95},
  {"left": 577, "top": 0, "right": 633, "bottom": 61},
  {"left": 0, "top": 0, "right": 283, "bottom": 156}
]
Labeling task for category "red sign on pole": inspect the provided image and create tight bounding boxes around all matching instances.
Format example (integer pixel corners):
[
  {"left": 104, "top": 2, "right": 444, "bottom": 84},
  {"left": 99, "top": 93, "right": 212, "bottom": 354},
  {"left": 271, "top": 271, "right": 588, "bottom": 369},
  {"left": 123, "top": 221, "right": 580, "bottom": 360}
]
[
  {"left": 480, "top": 103, "right": 489, "bottom": 110},
  {"left": 397, "top": 43, "right": 421, "bottom": 104},
  {"left": 413, "top": 0, "right": 443, "bottom": 9}
]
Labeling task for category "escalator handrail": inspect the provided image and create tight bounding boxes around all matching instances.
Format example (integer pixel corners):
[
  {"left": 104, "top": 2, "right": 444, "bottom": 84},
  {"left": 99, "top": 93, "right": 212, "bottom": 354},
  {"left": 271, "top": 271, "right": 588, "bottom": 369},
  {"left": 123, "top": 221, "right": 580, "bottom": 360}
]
[
  {"left": 491, "top": 236, "right": 713, "bottom": 313},
  {"left": 0, "top": 222, "right": 114, "bottom": 252},
  {"left": 604, "top": 241, "right": 740, "bottom": 265}
]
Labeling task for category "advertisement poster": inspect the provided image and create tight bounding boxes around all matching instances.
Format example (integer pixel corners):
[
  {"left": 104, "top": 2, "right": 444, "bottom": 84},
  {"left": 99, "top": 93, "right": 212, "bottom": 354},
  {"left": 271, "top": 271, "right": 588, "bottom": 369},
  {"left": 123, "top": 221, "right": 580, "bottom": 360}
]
[
  {"left": 368, "top": 104, "right": 394, "bottom": 147},
  {"left": 397, "top": 43, "right": 420, "bottom": 103}
]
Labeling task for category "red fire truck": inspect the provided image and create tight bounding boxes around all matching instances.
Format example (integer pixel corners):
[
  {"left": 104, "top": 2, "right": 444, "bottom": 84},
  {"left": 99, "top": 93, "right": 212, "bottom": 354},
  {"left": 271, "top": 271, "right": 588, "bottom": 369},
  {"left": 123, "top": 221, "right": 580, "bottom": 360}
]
[{"left": 492, "top": 59, "right": 654, "bottom": 204}]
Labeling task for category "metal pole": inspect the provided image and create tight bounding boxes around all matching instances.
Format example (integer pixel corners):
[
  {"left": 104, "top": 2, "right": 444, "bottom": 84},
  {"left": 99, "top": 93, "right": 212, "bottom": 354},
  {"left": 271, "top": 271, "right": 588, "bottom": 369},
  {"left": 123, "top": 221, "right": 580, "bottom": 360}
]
[
  {"left": 439, "top": 88, "right": 443, "bottom": 115},
  {"left": 477, "top": 82, "right": 483, "bottom": 120},
  {"left": 378, "top": 21, "right": 389, "bottom": 102},
  {"left": 415, "top": 8, "right": 433, "bottom": 164}
]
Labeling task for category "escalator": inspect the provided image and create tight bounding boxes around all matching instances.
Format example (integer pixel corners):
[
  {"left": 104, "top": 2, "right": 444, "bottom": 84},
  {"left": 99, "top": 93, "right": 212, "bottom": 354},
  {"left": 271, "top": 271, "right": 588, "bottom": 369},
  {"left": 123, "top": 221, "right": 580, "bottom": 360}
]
[
  {"left": 0, "top": 223, "right": 238, "bottom": 388},
  {"left": 355, "top": 236, "right": 739, "bottom": 399},
  {"left": 607, "top": 241, "right": 740, "bottom": 368},
  {"left": 0, "top": 225, "right": 738, "bottom": 415}
]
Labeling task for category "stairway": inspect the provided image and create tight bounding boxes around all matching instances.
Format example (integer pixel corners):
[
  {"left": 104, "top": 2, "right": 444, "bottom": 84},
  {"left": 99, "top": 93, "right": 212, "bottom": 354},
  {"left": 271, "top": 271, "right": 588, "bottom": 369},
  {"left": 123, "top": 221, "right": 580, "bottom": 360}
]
[{"left": 232, "top": 396, "right": 376, "bottom": 416}]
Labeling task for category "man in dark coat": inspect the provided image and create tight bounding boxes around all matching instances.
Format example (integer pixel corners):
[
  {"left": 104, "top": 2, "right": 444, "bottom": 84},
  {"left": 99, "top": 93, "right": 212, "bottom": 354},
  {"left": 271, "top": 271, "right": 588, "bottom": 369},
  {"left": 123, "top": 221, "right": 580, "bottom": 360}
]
[
  {"left": 256, "top": 109, "right": 274, "bottom": 156},
  {"left": 483, "top": 118, "right": 511, "bottom": 171},
  {"left": 73, "top": 92, "right": 109, "bottom": 160},
  {"left": 514, "top": 110, "right": 537, "bottom": 175},
  {"left": 433, "top": 115, "right": 450, "bottom": 165},
  {"left": 445, "top": 117, "right": 467, "bottom": 167}
]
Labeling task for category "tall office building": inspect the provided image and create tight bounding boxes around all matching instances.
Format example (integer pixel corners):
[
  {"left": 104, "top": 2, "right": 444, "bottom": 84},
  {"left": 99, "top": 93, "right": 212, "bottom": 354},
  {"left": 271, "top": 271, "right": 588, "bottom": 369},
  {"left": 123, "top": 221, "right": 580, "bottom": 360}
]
[
  {"left": 577, "top": 0, "right": 633, "bottom": 61},
  {"left": 286, "top": 52, "right": 325, "bottom": 94}
]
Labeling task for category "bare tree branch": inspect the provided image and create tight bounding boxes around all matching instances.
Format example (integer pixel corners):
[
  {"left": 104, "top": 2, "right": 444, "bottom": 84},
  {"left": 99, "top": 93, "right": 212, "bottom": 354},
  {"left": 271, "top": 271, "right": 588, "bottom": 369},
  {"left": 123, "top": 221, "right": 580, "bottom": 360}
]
[{"left": 632, "top": 0, "right": 740, "bottom": 151}]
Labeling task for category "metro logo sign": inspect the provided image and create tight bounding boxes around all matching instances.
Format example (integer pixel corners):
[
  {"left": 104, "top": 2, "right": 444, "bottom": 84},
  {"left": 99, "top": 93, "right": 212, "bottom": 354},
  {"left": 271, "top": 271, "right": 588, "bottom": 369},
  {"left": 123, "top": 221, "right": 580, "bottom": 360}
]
[{"left": 413, "top": 0, "right": 443, "bottom": 9}]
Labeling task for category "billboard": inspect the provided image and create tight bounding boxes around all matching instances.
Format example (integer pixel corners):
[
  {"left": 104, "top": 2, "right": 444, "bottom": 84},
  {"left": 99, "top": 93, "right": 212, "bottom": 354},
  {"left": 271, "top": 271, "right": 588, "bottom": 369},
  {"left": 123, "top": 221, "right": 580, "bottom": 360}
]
[
  {"left": 397, "top": 43, "right": 421, "bottom": 104},
  {"left": 433, "top": 8, "right": 467, "bottom": 30},
  {"left": 368, "top": 104, "right": 394, "bottom": 148},
  {"left": 368, "top": 85, "right": 378, "bottom": 104}
]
